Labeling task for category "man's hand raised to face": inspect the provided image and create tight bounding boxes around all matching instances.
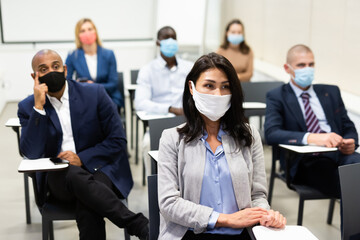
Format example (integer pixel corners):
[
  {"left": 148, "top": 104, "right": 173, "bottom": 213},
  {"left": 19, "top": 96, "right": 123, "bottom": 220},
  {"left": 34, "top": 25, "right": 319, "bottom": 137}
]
[{"left": 32, "top": 72, "right": 48, "bottom": 110}]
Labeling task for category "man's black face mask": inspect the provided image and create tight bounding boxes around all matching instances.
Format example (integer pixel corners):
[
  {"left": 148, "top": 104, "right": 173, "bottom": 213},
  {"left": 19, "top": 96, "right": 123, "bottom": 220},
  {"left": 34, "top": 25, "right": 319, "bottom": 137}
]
[{"left": 38, "top": 71, "right": 66, "bottom": 93}]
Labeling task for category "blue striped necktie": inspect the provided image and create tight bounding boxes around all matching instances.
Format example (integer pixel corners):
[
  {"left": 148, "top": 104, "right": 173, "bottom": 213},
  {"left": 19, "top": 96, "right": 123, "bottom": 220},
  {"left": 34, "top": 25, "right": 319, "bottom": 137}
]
[{"left": 301, "top": 92, "right": 323, "bottom": 133}]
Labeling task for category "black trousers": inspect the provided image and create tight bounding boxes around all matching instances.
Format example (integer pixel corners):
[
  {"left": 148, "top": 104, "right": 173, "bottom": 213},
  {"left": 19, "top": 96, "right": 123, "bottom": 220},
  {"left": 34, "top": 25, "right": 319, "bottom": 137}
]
[
  {"left": 47, "top": 165, "right": 148, "bottom": 240},
  {"left": 292, "top": 151, "right": 360, "bottom": 198},
  {"left": 182, "top": 228, "right": 252, "bottom": 240}
]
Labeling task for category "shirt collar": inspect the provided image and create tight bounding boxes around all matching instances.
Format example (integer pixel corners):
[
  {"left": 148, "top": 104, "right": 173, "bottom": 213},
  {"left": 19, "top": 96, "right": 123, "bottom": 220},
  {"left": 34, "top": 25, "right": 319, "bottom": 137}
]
[
  {"left": 289, "top": 80, "right": 316, "bottom": 98},
  {"left": 47, "top": 81, "right": 69, "bottom": 109},
  {"left": 155, "top": 55, "right": 178, "bottom": 71},
  {"left": 201, "top": 125, "right": 227, "bottom": 142}
]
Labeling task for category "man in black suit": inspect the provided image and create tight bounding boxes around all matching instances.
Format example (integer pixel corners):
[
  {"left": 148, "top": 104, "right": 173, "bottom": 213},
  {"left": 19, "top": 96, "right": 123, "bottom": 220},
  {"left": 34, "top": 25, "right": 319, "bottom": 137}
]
[{"left": 265, "top": 44, "right": 360, "bottom": 197}]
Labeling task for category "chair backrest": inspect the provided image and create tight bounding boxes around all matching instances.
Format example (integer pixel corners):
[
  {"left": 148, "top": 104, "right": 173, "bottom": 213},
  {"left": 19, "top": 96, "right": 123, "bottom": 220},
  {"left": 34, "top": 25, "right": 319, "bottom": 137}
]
[
  {"left": 241, "top": 81, "right": 283, "bottom": 103},
  {"left": 118, "top": 72, "right": 125, "bottom": 100},
  {"left": 148, "top": 116, "right": 185, "bottom": 150},
  {"left": 130, "top": 69, "right": 139, "bottom": 84},
  {"left": 147, "top": 174, "right": 159, "bottom": 240},
  {"left": 339, "top": 163, "right": 360, "bottom": 240}
]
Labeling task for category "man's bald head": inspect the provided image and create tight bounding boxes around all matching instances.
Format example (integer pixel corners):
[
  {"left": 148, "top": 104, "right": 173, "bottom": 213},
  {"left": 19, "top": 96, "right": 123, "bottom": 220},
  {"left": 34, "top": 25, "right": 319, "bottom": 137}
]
[
  {"left": 286, "top": 44, "right": 313, "bottom": 64},
  {"left": 31, "top": 49, "right": 63, "bottom": 71}
]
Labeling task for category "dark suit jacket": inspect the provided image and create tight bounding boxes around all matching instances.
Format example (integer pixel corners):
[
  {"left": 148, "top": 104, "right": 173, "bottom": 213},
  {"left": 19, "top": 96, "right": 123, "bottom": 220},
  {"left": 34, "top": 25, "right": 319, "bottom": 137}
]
[
  {"left": 265, "top": 83, "right": 358, "bottom": 147},
  {"left": 18, "top": 80, "right": 133, "bottom": 198},
  {"left": 65, "top": 45, "right": 123, "bottom": 107},
  {"left": 265, "top": 83, "right": 358, "bottom": 178}
]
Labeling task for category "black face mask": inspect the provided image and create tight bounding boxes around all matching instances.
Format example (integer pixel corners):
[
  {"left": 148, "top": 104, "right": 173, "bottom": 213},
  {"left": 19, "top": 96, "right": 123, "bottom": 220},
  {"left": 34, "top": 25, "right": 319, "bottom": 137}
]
[{"left": 38, "top": 71, "right": 66, "bottom": 93}]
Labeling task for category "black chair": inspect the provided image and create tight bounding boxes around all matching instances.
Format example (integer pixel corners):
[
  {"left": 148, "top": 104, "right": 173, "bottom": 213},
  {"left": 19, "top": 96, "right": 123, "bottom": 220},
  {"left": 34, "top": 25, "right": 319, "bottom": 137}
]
[
  {"left": 339, "top": 162, "right": 360, "bottom": 240},
  {"left": 30, "top": 171, "right": 130, "bottom": 240},
  {"left": 241, "top": 81, "right": 283, "bottom": 137},
  {"left": 5, "top": 120, "right": 31, "bottom": 224},
  {"left": 29, "top": 172, "right": 76, "bottom": 240},
  {"left": 148, "top": 116, "right": 185, "bottom": 175},
  {"left": 118, "top": 72, "right": 127, "bottom": 134},
  {"left": 241, "top": 81, "right": 283, "bottom": 104},
  {"left": 129, "top": 70, "right": 139, "bottom": 149},
  {"left": 268, "top": 145, "right": 336, "bottom": 225},
  {"left": 147, "top": 174, "right": 160, "bottom": 240}
]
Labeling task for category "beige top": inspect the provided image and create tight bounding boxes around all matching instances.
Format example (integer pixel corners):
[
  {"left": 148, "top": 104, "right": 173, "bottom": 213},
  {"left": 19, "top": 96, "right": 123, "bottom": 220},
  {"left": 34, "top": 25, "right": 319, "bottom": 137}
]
[{"left": 216, "top": 47, "right": 254, "bottom": 82}]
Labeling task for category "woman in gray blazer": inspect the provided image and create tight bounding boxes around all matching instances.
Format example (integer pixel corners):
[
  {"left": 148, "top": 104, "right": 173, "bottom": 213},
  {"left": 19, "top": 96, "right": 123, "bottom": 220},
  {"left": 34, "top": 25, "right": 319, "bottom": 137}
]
[{"left": 157, "top": 53, "right": 286, "bottom": 240}]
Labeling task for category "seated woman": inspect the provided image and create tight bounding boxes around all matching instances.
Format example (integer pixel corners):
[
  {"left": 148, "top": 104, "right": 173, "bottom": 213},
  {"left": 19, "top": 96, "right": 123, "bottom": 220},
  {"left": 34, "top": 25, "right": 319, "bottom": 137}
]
[
  {"left": 158, "top": 53, "right": 286, "bottom": 240},
  {"left": 66, "top": 18, "right": 123, "bottom": 108},
  {"left": 216, "top": 19, "right": 253, "bottom": 82}
]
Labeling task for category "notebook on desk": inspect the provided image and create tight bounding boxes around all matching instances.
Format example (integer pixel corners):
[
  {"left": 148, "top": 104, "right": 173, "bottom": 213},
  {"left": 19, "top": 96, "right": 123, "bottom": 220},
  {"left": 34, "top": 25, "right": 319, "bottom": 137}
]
[
  {"left": 252, "top": 225, "right": 318, "bottom": 240},
  {"left": 18, "top": 158, "right": 69, "bottom": 172}
]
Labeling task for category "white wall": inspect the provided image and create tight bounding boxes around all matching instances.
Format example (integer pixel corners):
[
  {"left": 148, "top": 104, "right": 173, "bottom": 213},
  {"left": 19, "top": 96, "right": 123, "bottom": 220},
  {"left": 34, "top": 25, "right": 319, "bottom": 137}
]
[
  {"left": 1, "top": 0, "right": 156, "bottom": 43},
  {"left": 0, "top": 0, "right": 214, "bottom": 115},
  {"left": 221, "top": 0, "right": 360, "bottom": 97}
]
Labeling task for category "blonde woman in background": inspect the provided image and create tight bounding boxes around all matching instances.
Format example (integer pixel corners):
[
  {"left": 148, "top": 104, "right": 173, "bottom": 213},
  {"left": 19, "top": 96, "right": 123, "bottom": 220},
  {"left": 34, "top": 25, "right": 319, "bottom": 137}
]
[
  {"left": 66, "top": 18, "right": 123, "bottom": 109},
  {"left": 217, "top": 19, "right": 253, "bottom": 82}
]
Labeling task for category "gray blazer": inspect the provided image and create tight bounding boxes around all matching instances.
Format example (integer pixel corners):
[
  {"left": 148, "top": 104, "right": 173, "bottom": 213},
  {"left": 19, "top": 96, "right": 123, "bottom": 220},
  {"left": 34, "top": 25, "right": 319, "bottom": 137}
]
[{"left": 157, "top": 124, "right": 269, "bottom": 240}]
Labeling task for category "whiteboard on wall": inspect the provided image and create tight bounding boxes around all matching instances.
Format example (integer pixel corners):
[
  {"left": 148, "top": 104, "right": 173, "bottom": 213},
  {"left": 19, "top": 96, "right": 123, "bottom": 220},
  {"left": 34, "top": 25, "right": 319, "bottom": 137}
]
[{"left": 0, "top": 0, "right": 156, "bottom": 43}]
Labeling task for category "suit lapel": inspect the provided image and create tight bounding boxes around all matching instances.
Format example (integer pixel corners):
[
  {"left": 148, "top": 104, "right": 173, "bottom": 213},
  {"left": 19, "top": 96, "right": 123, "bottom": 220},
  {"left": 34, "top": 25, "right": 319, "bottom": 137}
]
[
  {"left": 78, "top": 49, "right": 92, "bottom": 80},
  {"left": 314, "top": 85, "right": 334, "bottom": 129},
  {"left": 284, "top": 84, "right": 307, "bottom": 131},
  {"left": 222, "top": 135, "right": 251, "bottom": 208},
  {"left": 96, "top": 46, "right": 102, "bottom": 80},
  {"left": 187, "top": 139, "right": 206, "bottom": 204},
  {"left": 44, "top": 98, "right": 62, "bottom": 151},
  {"left": 68, "top": 81, "right": 82, "bottom": 151}
]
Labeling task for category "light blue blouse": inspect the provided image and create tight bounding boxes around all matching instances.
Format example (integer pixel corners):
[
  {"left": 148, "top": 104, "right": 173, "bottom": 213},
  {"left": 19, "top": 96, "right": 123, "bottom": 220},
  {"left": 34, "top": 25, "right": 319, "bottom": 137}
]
[{"left": 199, "top": 127, "right": 243, "bottom": 235}]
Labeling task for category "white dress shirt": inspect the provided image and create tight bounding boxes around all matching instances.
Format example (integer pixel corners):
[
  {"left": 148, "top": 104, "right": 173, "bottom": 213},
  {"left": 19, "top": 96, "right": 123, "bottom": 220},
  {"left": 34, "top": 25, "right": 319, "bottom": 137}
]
[
  {"left": 289, "top": 81, "right": 331, "bottom": 144},
  {"left": 134, "top": 56, "right": 193, "bottom": 114},
  {"left": 84, "top": 53, "right": 97, "bottom": 81},
  {"left": 34, "top": 82, "right": 76, "bottom": 153}
]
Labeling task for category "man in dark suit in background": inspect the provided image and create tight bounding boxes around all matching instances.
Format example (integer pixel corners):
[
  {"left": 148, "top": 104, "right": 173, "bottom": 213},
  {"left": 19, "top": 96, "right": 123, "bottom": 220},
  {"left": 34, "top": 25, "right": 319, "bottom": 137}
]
[
  {"left": 265, "top": 44, "right": 360, "bottom": 197},
  {"left": 18, "top": 49, "right": 148, "bottom": 240}
]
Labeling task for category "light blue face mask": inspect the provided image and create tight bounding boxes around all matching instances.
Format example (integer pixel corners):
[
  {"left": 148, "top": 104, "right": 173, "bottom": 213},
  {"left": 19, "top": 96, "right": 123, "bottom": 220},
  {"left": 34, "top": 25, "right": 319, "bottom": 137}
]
[
  {"left": 227, "top": 34, "right": 244, "bottom": 45},
  {"left": 288, "top": 64, "right": 314, "bottom": 88},
  {"left": 160, "top": 38, "right": 179, "bottom": 58}
]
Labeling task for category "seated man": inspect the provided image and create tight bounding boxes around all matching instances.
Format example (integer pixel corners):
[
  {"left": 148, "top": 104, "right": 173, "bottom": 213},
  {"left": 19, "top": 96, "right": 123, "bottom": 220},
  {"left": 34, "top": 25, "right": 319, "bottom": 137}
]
[
  {"left": 18, "top": 49, "right": 148, "bottom": 240},
  {"left": 135, "top": 26, "right": 193, "bottom": 176},
  {"left": 135, "top": 26, "right": 193, "bottom": 115},
  {"left": 265, "top": 44, "right": 360, "bottom": 198}
]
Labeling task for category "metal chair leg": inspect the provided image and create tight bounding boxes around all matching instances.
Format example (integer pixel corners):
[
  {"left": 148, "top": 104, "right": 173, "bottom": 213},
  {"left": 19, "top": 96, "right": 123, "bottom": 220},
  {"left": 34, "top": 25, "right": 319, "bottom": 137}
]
[
  {"left": 24, "top": 173, "right": 31, "bottom": 224},
  {"left": 297, "top": 197, "right": 304, "bottom": 225},
  {"left": 327, "top": 198, "right": 336, "bottom": 225}
]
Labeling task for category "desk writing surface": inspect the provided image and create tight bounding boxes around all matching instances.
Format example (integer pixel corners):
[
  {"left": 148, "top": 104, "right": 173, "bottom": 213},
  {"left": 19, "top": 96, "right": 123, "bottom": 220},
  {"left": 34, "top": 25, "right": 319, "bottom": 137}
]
[
  {"left": 125, "top": 84, "right": 137, "bottom": 91},
  {"left": 279, "top": 144, "right": 337, "bottom": 153},
  {"left": 5, "top": 117, "right": 20, "bottom": 127},
  {"left": 148, "top": 150, "right": 159, "bottom": 162},
  {"left": 18, "top": 158, "right": 68, "bottom": 172},
  {"left": 137, "top": 111, "right": 175, "bottom": 121},
  {"left": 243, "top": 102, "right": 266, "bottom": 109},
  {"left": 253, "top": 225, "right": 318, "bottom": 240}
]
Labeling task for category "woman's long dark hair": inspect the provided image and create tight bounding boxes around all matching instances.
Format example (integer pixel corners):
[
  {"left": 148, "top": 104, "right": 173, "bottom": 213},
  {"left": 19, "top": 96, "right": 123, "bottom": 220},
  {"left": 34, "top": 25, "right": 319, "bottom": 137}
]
[
  {"left": 220, "top": 19, "right": 250, "bottom": 55},
  {"left": 178, "top": 52, "right": 253, "bottom": 148}
]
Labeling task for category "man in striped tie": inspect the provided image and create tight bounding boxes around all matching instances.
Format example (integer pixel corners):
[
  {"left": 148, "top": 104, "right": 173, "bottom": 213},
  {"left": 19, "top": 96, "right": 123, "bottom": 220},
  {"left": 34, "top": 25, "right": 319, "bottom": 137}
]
[{"left": 264, "top": 44, "right": 360, "bottom": 198}]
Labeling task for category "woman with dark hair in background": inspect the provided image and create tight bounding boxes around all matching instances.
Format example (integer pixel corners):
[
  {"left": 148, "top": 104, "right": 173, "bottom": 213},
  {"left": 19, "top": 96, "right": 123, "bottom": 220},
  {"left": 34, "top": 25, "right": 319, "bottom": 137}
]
[
  {"left": 66, "top": 18, "right": 123, "bottom": 108},
  {"left": 217, "top": 19, "right": 253, "bottom": 82},
  {"left": 157, "top": 53, "right": 285, "bottom": 240}
]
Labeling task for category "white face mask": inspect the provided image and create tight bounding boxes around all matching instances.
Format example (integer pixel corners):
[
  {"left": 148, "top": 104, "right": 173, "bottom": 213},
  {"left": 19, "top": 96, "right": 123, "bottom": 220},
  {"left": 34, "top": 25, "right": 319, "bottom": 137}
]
[{"left": 191, "top": 81, "right": 232, "bottom": 121}]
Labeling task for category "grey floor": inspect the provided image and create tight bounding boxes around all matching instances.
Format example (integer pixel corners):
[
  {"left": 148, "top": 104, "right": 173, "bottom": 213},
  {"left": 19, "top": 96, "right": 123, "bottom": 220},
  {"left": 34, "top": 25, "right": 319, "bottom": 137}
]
[{"left": 0, "top": 102, "right": 341, "bottom": 239}]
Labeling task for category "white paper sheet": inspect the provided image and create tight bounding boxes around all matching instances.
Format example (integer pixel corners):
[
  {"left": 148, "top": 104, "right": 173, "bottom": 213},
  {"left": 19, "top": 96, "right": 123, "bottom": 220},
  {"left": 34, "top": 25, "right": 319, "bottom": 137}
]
[
  {"left": 279, "top": 144, "right": 337, "bottom": 153},
  {"left": 253, "top": 225, "right": 319, "bottom": 240},
  {"left": 18, "top": 158, "right": 68, "bottom": 172}
]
